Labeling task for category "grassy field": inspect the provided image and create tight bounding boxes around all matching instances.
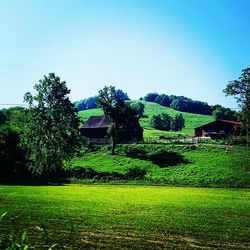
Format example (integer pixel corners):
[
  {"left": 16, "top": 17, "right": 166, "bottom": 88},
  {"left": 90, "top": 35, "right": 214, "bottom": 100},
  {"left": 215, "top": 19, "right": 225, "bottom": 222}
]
[
  {"left": 78, "top": 101, "right": 214, "bottom": 136},
  {"left": 72, "top": 144, "right": 250, "bottom": 188},
  {"left": 0, "top": 185, "right": 249, "bottom": 249}
]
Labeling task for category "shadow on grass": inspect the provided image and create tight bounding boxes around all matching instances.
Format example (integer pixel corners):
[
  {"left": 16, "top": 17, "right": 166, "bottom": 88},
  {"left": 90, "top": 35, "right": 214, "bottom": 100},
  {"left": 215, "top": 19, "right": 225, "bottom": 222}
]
[
  {"left": 125, "top": 148, "right": 190, "bottom": 167},
  {"left": 0, "top": 177, "right": 69, "bottom": 186}
]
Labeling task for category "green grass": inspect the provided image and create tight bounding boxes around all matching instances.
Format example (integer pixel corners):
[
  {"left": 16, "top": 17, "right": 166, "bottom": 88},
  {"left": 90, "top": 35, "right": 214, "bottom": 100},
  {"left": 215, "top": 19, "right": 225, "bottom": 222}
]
[
  {"left": 78, "top": 101, "right": 214, "bottom": 136},
  {"left": 0, "top": 185, "right": 249, "bottom": 249},
  {"left": 78, "top": 107, "right": 103, "bottom": 122},
  {"left": 72, "top": 144, "right": 250, "bottom": 188}
]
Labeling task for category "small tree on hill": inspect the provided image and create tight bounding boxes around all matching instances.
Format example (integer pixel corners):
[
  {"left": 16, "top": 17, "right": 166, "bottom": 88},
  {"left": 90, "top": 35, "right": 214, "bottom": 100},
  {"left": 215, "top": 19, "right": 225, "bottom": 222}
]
[
  {"left": 171, "top": 114, "right": 185, "bottom": 131},
  {"left": 23, "top": 73, "right": 82, "bottom": 177},
  {"left": 150, "top": 113, "right": 172, "bottom": 131},
  {"left": 224, "top": 66, "right": 250, "bottom": 147}
]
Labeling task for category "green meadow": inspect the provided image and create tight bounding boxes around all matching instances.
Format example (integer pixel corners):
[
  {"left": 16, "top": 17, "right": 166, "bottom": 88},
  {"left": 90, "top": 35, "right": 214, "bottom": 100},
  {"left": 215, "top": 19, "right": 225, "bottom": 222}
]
[
  {"left": 72, "top": 144, "right": 250, "bottom": 188},
  {"left": 0, "top": 185, "right": 249, "bottom": 249},
  {"left": 1, "top": 101, "right": 249, "bottom": 249}
]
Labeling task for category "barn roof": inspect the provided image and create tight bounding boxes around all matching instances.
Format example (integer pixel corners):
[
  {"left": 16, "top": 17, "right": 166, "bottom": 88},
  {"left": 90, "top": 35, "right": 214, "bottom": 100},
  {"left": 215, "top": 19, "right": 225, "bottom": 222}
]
[
  {"left": 219, "top": 119, "right": 241, "bottom": 125},
  {"left": 83, "top": 116, "right": 110, "bottom": 129},
  {"left": 195, "top": 119, "right": 241, "bottom": 129}
]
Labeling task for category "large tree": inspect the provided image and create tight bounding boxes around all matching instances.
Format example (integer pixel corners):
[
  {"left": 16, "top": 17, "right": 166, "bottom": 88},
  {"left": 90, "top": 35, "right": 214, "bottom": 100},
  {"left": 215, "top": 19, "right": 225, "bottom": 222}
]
[
  {"left": 23, "top": 73, "right": 82, "bottom": 177},
  {"left": 96, "top": 86, "right": 138, "bottom": 154},
  {"left": 223, "top": 66, "right": 250, "bottom": 146}
]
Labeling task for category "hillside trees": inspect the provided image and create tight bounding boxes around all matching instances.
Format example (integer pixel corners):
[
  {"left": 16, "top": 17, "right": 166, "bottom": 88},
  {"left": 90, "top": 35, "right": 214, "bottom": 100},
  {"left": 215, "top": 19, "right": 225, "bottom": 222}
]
[
  {"left": 224, "top": 66, "right": 250, "bottom": 146},
  {"left": 144, "top": 93, "right": 213, "bottom": 115},
  {"left": 211, "top": 105, "right": 237, "bottom": 121},
  {"left": 115, "top": 89, "right": 130, "bottom": 101},
  {"left": 150, "top": 113, "right": 185, "bottom": 131},
  {"left": 171, "top": 114, "right": 185, "bottom": 131},
  {"left": 0, "top": 108, "right": 28, "bottom": 179},
  {"left": 75, "top": 89, "right": 130, "bottom": 111},
  {"left": 130, "top": 102, "right": 145, "bottom": 118},
  {"left": 23, "top": 73, "right": 82, "bottom": 177}
]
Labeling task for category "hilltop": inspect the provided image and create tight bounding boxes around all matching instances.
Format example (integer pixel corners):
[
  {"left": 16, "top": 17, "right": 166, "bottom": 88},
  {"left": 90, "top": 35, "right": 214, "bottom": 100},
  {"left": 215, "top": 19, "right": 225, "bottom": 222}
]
[{"left": 78, "top": 100, "right": 214, "bottom": 136}]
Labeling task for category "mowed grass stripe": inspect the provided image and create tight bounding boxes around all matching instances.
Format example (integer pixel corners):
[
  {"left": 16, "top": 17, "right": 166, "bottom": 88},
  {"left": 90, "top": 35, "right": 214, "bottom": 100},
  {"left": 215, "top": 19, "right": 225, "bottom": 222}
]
[{"left": 0, "top": 185, "right": 249, "bottom": 249}]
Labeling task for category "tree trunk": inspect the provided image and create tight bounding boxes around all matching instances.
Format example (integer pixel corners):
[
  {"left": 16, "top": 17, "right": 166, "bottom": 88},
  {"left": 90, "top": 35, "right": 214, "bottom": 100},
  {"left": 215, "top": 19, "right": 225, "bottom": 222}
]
[
  {"left": 111, "top": 137, "right": 116, "bottom": 155},
  {"left": 247, "top": 116, "right": 249, "bottom": 148}
]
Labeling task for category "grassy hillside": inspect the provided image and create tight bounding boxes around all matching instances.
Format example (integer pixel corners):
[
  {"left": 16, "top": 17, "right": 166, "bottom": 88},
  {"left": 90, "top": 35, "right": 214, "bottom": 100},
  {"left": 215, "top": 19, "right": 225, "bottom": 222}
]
[
  {"left": 72, "top": 144, "right": 250, "bottom": 188},
  {"left": 0, "top": 185, "right": 249, "bottom": 249},
  {"left": 78, "top": 101, "right": 214, "bottom": 136}
]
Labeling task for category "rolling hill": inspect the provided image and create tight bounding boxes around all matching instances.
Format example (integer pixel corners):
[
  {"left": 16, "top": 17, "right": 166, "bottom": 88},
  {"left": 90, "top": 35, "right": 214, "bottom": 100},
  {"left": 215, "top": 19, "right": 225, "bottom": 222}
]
[{"left": 78, "top": 100, "right": 214, "bottom": 136}]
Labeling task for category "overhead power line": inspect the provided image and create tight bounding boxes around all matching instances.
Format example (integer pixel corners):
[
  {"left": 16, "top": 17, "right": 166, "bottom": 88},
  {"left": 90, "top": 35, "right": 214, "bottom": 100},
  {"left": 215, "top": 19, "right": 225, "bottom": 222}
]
[
  {"left": 0, "top": 104, "right": 28, "bottom": 106},
  {"left": 0, "top": 63, "right": 40, "bottom": 73}
]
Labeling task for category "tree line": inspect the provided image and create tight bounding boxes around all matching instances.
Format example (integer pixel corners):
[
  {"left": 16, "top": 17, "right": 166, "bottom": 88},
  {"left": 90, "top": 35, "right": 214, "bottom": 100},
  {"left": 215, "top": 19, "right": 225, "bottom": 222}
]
[
  {"left": 150, "top": 113, "right": 185, "bottom": 131},
  {"left": 74, "top": 88, "right": 238, "bottom": 122},
  {"left": 143, "top": 92, "right": 238, "bottom": 120},
  {"left": 74, "top": 89, "right": 130, "bottom": 111}
]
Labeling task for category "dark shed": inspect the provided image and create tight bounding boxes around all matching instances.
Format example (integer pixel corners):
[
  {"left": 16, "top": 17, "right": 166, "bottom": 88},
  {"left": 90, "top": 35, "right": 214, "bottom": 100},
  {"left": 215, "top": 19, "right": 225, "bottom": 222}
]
[
  {"left": 80, "top": 116, "right": 109, "bottom": 139},
  {"left": 194, "top": 119, "right": 241, "bottom": 138},
  {"left": 80, "top": 115, "right": 143, "bottom": 142}
]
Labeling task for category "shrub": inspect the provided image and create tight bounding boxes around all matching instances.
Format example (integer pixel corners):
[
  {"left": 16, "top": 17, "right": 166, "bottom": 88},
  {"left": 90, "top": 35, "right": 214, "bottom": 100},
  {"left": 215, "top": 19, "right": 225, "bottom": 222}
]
[
  {"left": 228, "top": 136, "right": 247, "bottom": 145},
  {"left": 125, "top": 167, "right": 147, "bottom": 179},
  {"left": 124, "top": 147, "right": 146, "bottom": 158}
]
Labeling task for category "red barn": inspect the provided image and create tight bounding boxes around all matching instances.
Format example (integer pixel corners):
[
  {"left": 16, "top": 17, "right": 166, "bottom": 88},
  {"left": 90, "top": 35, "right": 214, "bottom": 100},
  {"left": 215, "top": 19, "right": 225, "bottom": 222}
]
[{"left": 194, "top": 119, "right": 241, "bottom": 139}]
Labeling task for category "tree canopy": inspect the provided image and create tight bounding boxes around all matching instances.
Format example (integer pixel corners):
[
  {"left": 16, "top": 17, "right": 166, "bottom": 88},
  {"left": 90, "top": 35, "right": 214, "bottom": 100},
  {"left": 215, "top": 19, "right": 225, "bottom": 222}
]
[
  {"left": 23, "top": 73, "right": 82, "bottom": 177},
  {"left": 150, "top": 113, "right": 185, "bottom": 132},
  {"left": 224, "top": 66, "right": 250, "bottom": 146},
  {"left": 96, "top": 86, "right": 141, "bottom": 154}
]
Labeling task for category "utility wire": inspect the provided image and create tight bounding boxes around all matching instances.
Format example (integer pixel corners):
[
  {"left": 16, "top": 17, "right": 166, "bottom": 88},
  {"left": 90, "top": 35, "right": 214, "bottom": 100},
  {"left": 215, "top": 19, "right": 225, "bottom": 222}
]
[
  {"left": 0, "top": 72, "right": 34, "bottom": 78},
  {"left": 0, "top": 104, "right": 28, "bottom": 107},
  {"left": 0, "top": 63, "right": 40, "bottom": 73}
]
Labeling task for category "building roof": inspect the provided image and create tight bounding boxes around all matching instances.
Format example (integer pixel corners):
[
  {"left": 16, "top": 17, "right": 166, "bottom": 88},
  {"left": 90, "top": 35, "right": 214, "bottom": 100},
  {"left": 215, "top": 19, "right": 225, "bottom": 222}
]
[
  {"left": 218, "top": 119, "right": 241, "bottom": 125},
  {"left": 83, "top": 116, "right": 110, "bottom": 129},
  {"left": 195, "top": 119, "right": 241, "bottom": 129}
]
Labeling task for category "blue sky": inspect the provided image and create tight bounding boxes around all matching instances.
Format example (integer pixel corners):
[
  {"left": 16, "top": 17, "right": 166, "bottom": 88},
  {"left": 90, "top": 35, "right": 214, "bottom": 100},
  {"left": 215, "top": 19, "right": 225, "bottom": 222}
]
[{"left": 0, "top": 0, "right": 249, "bottom": 109}]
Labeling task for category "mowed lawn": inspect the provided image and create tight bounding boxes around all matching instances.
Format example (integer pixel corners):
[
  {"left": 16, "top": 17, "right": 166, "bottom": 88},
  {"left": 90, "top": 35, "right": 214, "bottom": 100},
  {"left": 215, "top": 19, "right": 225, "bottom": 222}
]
[{"left": 0, "top": 185, "right": 249, "bottom": 249}]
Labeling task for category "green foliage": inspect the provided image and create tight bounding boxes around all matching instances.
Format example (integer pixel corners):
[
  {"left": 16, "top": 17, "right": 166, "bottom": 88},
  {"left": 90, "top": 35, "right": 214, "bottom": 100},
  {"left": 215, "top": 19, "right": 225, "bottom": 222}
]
[
  {"left": 0, "top": 110, "right": 7, "bottom": 125},
  {"left": 150, "top": 113, "right": 172, "bottom": 131},
  {"left": 150, "top": 114, "right": 164, "bottom": 130},
  {"left": 212, "top": 104, "right": 237, "bottom": 120},
  {"left": 115, "top": 89, "right": 130, "bottom": 101},
  {"left": 74, "top": 96, "right": 97, "bottom": 111},
  {"left": 0, "top": 125, "right": 27, "bottom": 179},
  {"left": 144, "top": 93, "right": 212, "bottom": 115},
  {"left": 23, "top": 73, "right": 82, "bottom": 177},
  {"left": 74, "top": 89, "right": 129, "bottom": 111},
  {"left": 150, "top": 113, "right": 185, "bottom": 131},
  {"left": 125, "top": 167, "right": 147, "bottom": 179},
  {"left": 130, "top": 102, "right": 145, "bottom": 118},
  {"left": 144, "top": 92, "right": 159, "bottom": 102},
  {"left": 171, "top": 114, "right": 185, "bottom": 131},
  {"left": 0, "top": 212, "right": 30, "bottom": 250},
  {"left": 224, "top": 65, "right": 250, "bottom": 146},
  {"left": 155, "top": 94, "right": 171, "bottom": 107},
  {"left": 96, "top": 86, "right": 142, "bottom": 154}
]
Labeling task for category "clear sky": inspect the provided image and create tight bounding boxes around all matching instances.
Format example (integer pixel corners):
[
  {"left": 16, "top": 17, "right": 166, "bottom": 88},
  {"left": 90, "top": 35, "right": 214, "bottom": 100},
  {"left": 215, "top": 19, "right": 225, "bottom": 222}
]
[{"left": 0, "top": 0, "right": 249, "bottom": 109}]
